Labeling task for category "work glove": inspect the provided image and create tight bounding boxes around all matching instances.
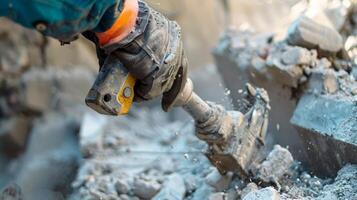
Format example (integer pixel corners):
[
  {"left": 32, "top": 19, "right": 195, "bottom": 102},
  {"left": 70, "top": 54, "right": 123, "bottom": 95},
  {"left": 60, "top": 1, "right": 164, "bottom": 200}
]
[{"left": 84, "top": 1, "right": 188, "bottom": 111}]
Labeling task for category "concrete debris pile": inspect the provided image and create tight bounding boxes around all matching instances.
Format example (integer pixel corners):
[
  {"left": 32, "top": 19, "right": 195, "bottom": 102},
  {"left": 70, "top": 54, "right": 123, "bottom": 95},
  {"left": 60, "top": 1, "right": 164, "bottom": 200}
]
[
  {"left": 67, "top": 106, "right": 357, "bottom": 200},
  {"left": 214, "top": 0, "right": 357, "bottom": 177}
]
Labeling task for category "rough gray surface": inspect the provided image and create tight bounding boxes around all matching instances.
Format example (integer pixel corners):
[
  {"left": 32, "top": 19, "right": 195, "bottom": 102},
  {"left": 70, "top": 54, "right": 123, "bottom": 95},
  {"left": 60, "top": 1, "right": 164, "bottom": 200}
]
[
  {"left": 152, "top": 173, "right": 185, "bottom": 200},
  {"left": 316, "top": 165, "right": 357, "bottom": 200},
  {"left": 214, "top": 2, "right": 357, "bottom": 177},
  {"left": 253, "top": 145, "right": 294, "bottom": 183},
  {"left": 243, "top": 187, "right": 280, "bottom": 200},
  {"left": 68, "top": 106, "right": 357, "bottom": 200},
  {"left": 287, "top": 16, "right": 343, "bottom": 56}
]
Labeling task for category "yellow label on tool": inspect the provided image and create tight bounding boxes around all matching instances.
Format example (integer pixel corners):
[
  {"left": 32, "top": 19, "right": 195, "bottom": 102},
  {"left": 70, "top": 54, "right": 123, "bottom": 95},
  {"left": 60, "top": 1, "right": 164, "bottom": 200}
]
[{"left": 117, "top": 73, "right": 136, "bottom": 115}]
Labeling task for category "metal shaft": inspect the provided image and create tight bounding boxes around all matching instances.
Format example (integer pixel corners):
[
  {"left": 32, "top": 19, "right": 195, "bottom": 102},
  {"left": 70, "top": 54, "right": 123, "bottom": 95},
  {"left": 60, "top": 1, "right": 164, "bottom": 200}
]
[
  {"left": 182, "top": 92, "right": 212, "bottom": 123},
  {"left": 174, "top": 79, "right": 214, "bottom": 123}
]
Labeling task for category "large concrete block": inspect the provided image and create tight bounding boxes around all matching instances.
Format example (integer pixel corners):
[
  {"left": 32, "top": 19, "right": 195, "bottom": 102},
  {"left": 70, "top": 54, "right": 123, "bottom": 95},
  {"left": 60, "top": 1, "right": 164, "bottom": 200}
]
[{"left": 291, "top": 94, "right": 357, "bottom": 177}]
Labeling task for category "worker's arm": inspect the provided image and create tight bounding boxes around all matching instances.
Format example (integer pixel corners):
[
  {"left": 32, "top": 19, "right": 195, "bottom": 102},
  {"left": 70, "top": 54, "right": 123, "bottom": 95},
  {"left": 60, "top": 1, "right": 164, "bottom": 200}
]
[{"left": 0, "top": 0, "right": 187, "bottom": 104}]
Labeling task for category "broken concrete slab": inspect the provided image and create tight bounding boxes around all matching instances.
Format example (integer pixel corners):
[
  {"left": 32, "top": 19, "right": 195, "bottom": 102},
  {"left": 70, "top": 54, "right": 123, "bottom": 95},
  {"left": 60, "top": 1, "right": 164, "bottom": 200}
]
[
  {"left": 291, "top": 93, "right": 357, "bottom": 176},
  {"left": 253, "top": 145, "right": 294, "bottom": 183},
  {"left": 287, "top": 16, "right": 343, "bottom": 56},
  {"left": 243, "top": 187, "right": 280, "bottom": 200}
]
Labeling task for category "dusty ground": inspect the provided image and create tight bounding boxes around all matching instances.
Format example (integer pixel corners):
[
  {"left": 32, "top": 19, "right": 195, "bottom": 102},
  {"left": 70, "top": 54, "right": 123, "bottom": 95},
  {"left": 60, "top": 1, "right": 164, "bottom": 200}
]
[{"left": 67, "top": 104, "right": 357, "bottom": 200}]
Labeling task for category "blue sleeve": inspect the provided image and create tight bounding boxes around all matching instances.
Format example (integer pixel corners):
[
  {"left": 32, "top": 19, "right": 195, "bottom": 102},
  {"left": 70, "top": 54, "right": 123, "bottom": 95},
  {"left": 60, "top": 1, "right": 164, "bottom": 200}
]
[{"left": 0, "top": 0, "right": 122, "bottom": 42}]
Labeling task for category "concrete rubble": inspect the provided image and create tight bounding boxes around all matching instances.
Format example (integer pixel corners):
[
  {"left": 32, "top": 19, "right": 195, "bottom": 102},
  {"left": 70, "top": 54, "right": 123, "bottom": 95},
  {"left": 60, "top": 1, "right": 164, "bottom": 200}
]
[
  {"left": 252, "top": 145, "right": 294, "bottom": 184},
  {"left": 65, "top": 106, "right": 356, "bottom": 200},
  {"left": 214, "top": 0, "right": 357, "bottom": 177}
]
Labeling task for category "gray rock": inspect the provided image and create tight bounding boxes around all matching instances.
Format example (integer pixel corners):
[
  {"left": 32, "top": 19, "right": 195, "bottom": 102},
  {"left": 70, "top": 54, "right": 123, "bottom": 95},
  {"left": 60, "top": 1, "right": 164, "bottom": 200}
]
[
  {"left": 205, "top": 168, "right": 233, "bottom": 191},
  {"left": 191, "top": 184, "right": 215, "bottom": 200},
  {"left": 243, "top": 187, "right": 280, "bottom": 200},
  {"left": 132, "top": 176, "right": 161, "bottom": 199},
  {"left": 323, "top": 69, "right": 339, "bottom": 94},
  {"left": 266, "top": 45, "right": 305, "bottom": 88},
  {"left": 254, "top": 145, "right": 293, "bottom": 183},
  {"left": 152, "top": 173, "right": 185, "bottom": 200},
  {"left": 287, "top": 16, "right": 343, "bottom": 56},
  {"left": 115, "top": 179, "right": 130, "bottom": 195},
  {"left": 281, "top": 47, "right": 313, "bottom": 66},
  {"left": 308, "top": 68, "right": 339, "bottom": 94},
  {"left": 241, "top": 183, "right": 259, "bottom": 199}
]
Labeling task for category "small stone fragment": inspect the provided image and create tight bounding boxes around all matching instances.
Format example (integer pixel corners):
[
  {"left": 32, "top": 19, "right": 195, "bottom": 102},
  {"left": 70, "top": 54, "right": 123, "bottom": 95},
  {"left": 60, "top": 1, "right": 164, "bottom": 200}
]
[
  {"left": 266, "top": 45, "right": 305, "bottom": 88},
  {"left": 323, "top": 69, "right": 339, "bottom": 94},
  {"left": 115, "top": 179, "right": 130, "bottom": 195},
  {"left": 287, "top": 16, "right": 343, "bottom": 56},
  {"left": 152, "top": 173, "right": 185, "bottom": 200},
  {"left": 132, "top": 176, "right": 161, "bottom": 199},
  {"left": 205, "top": 168, "right": 233, "bottom": 191},
  {"left": 281, "top": 47, "right": 313, "bottom": 66},
  {"left": 241, "top": 183, "right": 259, "bottom": 199},
  {"left": 254, "top": 145, "right": 294, "bottom": 183},
  {"left": 243, "top": 187, "right": 280, "bottom": 200}
]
